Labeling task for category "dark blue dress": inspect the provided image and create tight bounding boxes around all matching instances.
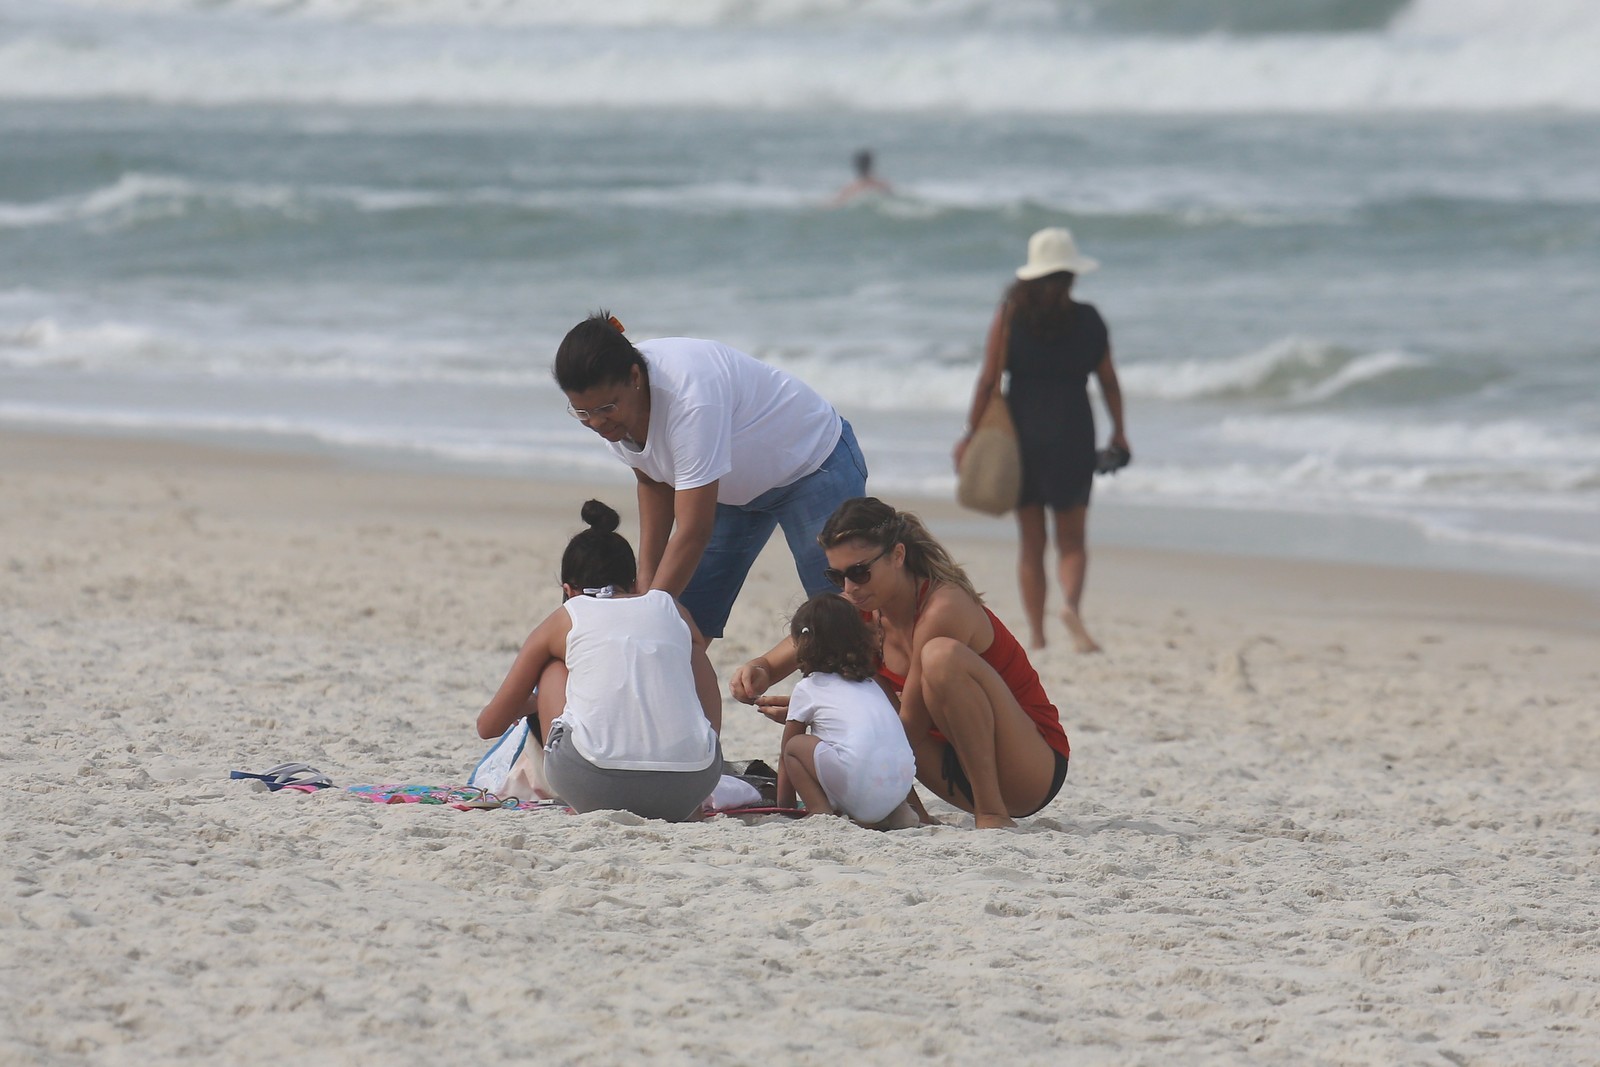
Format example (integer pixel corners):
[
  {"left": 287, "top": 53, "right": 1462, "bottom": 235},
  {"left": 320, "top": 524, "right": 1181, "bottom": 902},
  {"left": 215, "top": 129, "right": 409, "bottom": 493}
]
[{"left": 1004, "top": 301, "right": 1108, "bottom": 510}]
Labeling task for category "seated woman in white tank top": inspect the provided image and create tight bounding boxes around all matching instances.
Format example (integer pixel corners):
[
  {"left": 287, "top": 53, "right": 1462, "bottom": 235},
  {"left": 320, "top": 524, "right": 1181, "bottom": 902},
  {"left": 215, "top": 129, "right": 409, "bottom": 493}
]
[{"left": 475, "top": 500, "right": 722, "bottom": 822}]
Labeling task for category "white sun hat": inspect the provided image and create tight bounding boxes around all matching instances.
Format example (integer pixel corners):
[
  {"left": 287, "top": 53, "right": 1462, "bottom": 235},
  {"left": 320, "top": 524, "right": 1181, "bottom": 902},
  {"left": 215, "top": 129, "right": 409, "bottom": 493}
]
[{"left": 1016, "top": 226, "right": 1099, "bottom": 280}]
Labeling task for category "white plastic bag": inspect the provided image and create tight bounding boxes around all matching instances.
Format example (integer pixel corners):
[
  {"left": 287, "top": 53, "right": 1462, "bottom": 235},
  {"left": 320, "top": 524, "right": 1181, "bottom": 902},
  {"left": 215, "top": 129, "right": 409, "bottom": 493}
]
[{"left": 468, "top": 719, "right": 550, "bottom": 802}]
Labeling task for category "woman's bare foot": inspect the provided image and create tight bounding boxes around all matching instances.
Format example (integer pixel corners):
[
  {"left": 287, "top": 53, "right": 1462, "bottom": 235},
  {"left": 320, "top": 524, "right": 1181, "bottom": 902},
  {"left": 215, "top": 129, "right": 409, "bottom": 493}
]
[
  {"left": 1028, "top": 630, "right": 1047, "bottom": 651},
  {"left": 1061, "top": 607, "right": 1101, "bottom": 654},
  {"left": 974, "top": 812, "right": 1018, "bottom": 829}
]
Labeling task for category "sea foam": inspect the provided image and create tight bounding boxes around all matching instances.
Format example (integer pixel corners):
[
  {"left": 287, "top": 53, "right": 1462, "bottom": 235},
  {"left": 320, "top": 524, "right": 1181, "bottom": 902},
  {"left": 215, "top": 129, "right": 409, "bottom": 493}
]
[{"left": 5, "top": 0, "right": 1599, "bottom": 112}]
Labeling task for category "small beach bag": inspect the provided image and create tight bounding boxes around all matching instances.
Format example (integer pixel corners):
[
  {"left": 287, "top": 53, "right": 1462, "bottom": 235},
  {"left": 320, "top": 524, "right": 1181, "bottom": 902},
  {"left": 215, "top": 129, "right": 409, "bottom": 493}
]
[
  {"left": 956, "top": 391, "right": 1022, "bottom": 516},
  {"left": 468, "top": 718, "right": 551, "bottom": 803}
]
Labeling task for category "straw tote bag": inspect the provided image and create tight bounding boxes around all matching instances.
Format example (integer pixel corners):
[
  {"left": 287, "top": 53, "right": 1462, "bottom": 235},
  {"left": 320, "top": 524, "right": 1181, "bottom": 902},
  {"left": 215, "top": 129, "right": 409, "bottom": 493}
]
[{"left": 956, "top": 390, "right": 1022, "bottom": 515}]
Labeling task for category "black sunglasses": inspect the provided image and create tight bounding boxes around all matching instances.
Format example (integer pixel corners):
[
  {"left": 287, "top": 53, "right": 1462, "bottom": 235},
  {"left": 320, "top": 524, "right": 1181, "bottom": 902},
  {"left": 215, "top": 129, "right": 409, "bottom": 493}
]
[{"left": 822, "top": 546, "right": 889, "bottom": 588}]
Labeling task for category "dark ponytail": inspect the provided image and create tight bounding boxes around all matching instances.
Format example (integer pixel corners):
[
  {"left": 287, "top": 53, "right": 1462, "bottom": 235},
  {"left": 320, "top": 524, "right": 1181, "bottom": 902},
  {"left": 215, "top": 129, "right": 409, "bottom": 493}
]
[
  {"left": 553, "top": 310, "right": 646, "bottom": 393},
  {"left": 560, "top": 500, "right": 637, "bottom": 591}
]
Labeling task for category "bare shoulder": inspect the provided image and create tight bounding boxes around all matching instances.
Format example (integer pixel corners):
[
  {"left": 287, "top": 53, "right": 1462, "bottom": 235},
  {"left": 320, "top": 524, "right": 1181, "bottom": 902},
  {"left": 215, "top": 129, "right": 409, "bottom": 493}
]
[
  {"left": 914, "top": 584, "right": 990, "bottom": 646},
  {"left": 524, "top": 603, "right": 573, "bottom": 649}
]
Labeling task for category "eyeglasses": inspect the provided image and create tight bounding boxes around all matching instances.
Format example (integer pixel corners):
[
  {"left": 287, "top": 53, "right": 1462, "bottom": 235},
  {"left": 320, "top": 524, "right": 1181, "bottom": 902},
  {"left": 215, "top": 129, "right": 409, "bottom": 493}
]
[
  {"left": 566, "top": 400, "right": 620, "bottom": 422},
  {"left": 822, "top": 547, "right": 889, "bottom": 588}
]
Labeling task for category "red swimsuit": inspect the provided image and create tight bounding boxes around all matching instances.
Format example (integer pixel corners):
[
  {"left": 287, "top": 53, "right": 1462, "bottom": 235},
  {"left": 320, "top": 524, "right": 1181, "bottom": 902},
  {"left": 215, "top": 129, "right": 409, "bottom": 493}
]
[{"left": 874, "top": 587, "right": 1070, "bottom": 761}]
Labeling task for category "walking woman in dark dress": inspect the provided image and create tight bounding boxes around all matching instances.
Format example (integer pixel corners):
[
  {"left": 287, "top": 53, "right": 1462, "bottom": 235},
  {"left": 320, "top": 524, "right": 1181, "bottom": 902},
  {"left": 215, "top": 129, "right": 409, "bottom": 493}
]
[{"left": 955, "top": 227, "right": 1130, "bottom": 653}]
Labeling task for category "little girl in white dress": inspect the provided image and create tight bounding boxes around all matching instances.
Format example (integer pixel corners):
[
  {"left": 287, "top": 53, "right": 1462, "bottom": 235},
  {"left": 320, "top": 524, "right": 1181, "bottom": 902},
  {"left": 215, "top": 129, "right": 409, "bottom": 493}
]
[{"left": 778, "top": 593, "right": 916, "bottom": 825}]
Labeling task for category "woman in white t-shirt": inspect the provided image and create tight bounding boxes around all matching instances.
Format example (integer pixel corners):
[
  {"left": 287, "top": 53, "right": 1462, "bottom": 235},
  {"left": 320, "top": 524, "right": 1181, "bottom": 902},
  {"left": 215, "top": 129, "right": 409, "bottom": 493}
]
[
  {"left": 476, "top": 500, "right": 722, "bottom": 821},
  {"left": 774, "top": 593, "right": 915, "bottom": 826},
  {"left": 553, "top": 312, "right": 868, "bottom": 640}
]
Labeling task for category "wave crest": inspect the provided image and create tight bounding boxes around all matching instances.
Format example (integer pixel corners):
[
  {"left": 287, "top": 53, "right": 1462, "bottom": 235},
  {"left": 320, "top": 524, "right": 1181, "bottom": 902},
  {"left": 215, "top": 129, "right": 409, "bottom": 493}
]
[
  {"left": 47, "top": 0, "right": 1600, "bottom": 37},
  {"left": 8, "top": 1, "right": 1600, "bottom": 111},
  {"left": 15, "top": 0, "right": 1415, "bottom": 32},
  {"left": 1118, "top": 337, "right": 1472, "bottom": 406}
]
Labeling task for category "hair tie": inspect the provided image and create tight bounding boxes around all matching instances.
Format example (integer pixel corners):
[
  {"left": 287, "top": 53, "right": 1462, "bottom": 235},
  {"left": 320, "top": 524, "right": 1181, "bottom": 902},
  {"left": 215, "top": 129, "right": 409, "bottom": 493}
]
[
  {"left": 582, "top": 585, "right": 617, "bottom": 599},
  {"left": 799, "top": 625, "right": 811, "bottom": 635},
  {"left": 607, "top": 315, "right": 626, "bottom": 333}
]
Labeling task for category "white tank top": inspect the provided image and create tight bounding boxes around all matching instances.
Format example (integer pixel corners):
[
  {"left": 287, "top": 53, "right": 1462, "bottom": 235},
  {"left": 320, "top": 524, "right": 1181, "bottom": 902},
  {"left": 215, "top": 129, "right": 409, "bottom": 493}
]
[{"left": 558, "top": 590, "right": 719, "bottom": 772}]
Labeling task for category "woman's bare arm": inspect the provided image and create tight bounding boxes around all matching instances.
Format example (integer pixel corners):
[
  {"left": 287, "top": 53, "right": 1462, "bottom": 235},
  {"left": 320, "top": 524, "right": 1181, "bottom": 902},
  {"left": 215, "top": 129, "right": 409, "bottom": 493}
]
[
  {"left": 476, "top": 607, "right": 570, "bottom": 739},
  {"left": 677, "top": 601, "right": 723, "bottom": 734},
  {"left": 1094, "top": 346, "right": 1129, "bottom": 454},
  {"left": 633, "top": 471, "right": 675, "bottom": 592},
  {"left": 729, "top": 633, "right": 800, "bottom": 707},
  {"left": 954, "top": 301, "right": 1012, "bottom": 469},
  {"left": 648, "top": 481, "right": 720, "bottom": 598}
]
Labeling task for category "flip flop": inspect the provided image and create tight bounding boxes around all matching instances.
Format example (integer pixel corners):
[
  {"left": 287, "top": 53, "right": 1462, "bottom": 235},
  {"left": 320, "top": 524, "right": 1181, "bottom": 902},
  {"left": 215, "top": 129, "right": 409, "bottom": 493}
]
[{"left": 229, "top": 763, "right": 334, "bottom": 791}]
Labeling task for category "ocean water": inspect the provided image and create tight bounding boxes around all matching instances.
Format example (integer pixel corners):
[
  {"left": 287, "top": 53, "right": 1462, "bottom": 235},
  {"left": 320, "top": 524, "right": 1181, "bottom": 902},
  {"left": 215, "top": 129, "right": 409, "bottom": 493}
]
[{"left": 3, "top": 0, "right": 1598, "bottom": 586}]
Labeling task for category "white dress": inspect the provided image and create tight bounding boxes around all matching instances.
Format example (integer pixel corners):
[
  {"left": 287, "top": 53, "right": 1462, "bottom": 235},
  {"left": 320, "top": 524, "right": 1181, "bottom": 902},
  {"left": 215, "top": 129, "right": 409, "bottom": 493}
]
[{"left": 786, "top": 672, "right": 915, "bottom": 823}]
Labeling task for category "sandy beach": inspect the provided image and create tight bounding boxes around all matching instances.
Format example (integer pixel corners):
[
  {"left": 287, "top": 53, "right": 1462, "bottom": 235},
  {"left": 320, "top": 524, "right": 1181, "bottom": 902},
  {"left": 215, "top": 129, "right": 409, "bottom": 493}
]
[{"left": 3, "top": 427, "right": 1598, "bottom": 1065}]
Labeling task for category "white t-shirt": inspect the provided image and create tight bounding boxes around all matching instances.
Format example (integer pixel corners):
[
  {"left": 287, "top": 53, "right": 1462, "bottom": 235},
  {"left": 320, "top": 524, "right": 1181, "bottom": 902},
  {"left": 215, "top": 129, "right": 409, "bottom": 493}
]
[
  {"left": 786, "top": 672, "right": 915, "bottom": 783},
  {"left": 605, "top": 337, "right": 843, "bottom": 507},
  {"left": 558, "top": 591, "right": 719, "bottom": 772}
]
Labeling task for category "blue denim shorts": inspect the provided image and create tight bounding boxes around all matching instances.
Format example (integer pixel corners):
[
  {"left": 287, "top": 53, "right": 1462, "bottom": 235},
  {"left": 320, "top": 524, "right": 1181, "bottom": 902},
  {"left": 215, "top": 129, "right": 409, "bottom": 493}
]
[{"left": 679, "top": 418, "right": 868, "bottom": 638}]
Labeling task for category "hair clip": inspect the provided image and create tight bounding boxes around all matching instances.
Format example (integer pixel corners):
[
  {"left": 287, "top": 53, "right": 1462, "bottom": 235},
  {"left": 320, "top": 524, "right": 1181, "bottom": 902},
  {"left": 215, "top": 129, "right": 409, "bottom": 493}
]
[
  {"left": 799, "top": 626, "right": 811, "bottom": 635},
  {"left": 607, "top": 315, "right": 626, "bottom": 333}
]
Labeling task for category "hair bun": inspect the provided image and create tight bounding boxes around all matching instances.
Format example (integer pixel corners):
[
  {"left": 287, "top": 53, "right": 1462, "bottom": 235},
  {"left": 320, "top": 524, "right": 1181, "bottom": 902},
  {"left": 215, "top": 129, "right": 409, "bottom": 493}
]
[{"left": 580, "top": 499, "right": 620, "bottom": 534}]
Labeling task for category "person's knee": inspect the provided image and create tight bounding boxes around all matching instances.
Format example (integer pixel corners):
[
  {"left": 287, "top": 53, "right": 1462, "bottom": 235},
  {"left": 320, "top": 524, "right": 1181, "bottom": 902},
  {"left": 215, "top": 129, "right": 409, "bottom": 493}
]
[
  {"left": 784, "top": 733, "right": 817, "bottom": 760},
  {"left": 917, "top": 636, "right": 967, "bottom": 686},
  {"left": 535, "top": 662, "right": 568, "bottom": 724},
  {"left": 1055, "top": 525, "right": 1087, "bottom": 555},
  {"left": 1053, "top": 509, "right": 1088, "bottom": 552}
]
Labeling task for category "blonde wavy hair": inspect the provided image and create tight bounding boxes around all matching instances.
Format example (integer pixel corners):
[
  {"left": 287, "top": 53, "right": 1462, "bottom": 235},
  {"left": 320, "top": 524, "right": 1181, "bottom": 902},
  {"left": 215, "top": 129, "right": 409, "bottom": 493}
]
[{"left": 817, "top": 497, "right": 982, "bottom": 604}]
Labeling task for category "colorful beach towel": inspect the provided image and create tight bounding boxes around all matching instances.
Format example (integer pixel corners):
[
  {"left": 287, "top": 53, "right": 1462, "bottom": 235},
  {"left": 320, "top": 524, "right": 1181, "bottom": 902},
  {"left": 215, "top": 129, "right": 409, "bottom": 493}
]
[{"left": 345, "top": 784, "right": 569, "bottom": 812}]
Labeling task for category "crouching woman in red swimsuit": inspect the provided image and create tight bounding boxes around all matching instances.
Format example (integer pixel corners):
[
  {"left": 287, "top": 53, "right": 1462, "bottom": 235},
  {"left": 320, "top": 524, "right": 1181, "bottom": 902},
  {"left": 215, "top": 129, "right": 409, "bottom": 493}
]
[{"left": 729, "top": 497, "right": 1070, "bottom": 828}]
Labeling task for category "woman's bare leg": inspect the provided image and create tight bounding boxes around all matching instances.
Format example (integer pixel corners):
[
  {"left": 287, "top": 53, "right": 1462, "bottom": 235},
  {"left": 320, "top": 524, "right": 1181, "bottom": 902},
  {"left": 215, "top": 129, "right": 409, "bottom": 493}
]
[
  {"left": 1054, "top": 505, "right": 1100, "bottom": 653},
  {"left": 913, "top": 637, "right": 1059, "bottom": 828},
  {"left": 1015, "top": 504, "right": 1050, "bottom": 649}
]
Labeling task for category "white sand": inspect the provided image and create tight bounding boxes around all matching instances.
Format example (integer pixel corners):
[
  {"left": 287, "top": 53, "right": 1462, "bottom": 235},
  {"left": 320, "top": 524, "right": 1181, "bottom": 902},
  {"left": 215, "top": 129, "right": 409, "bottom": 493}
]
[{"left": 3, "top": 429, "right": 1598, "bottom": 1065}]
